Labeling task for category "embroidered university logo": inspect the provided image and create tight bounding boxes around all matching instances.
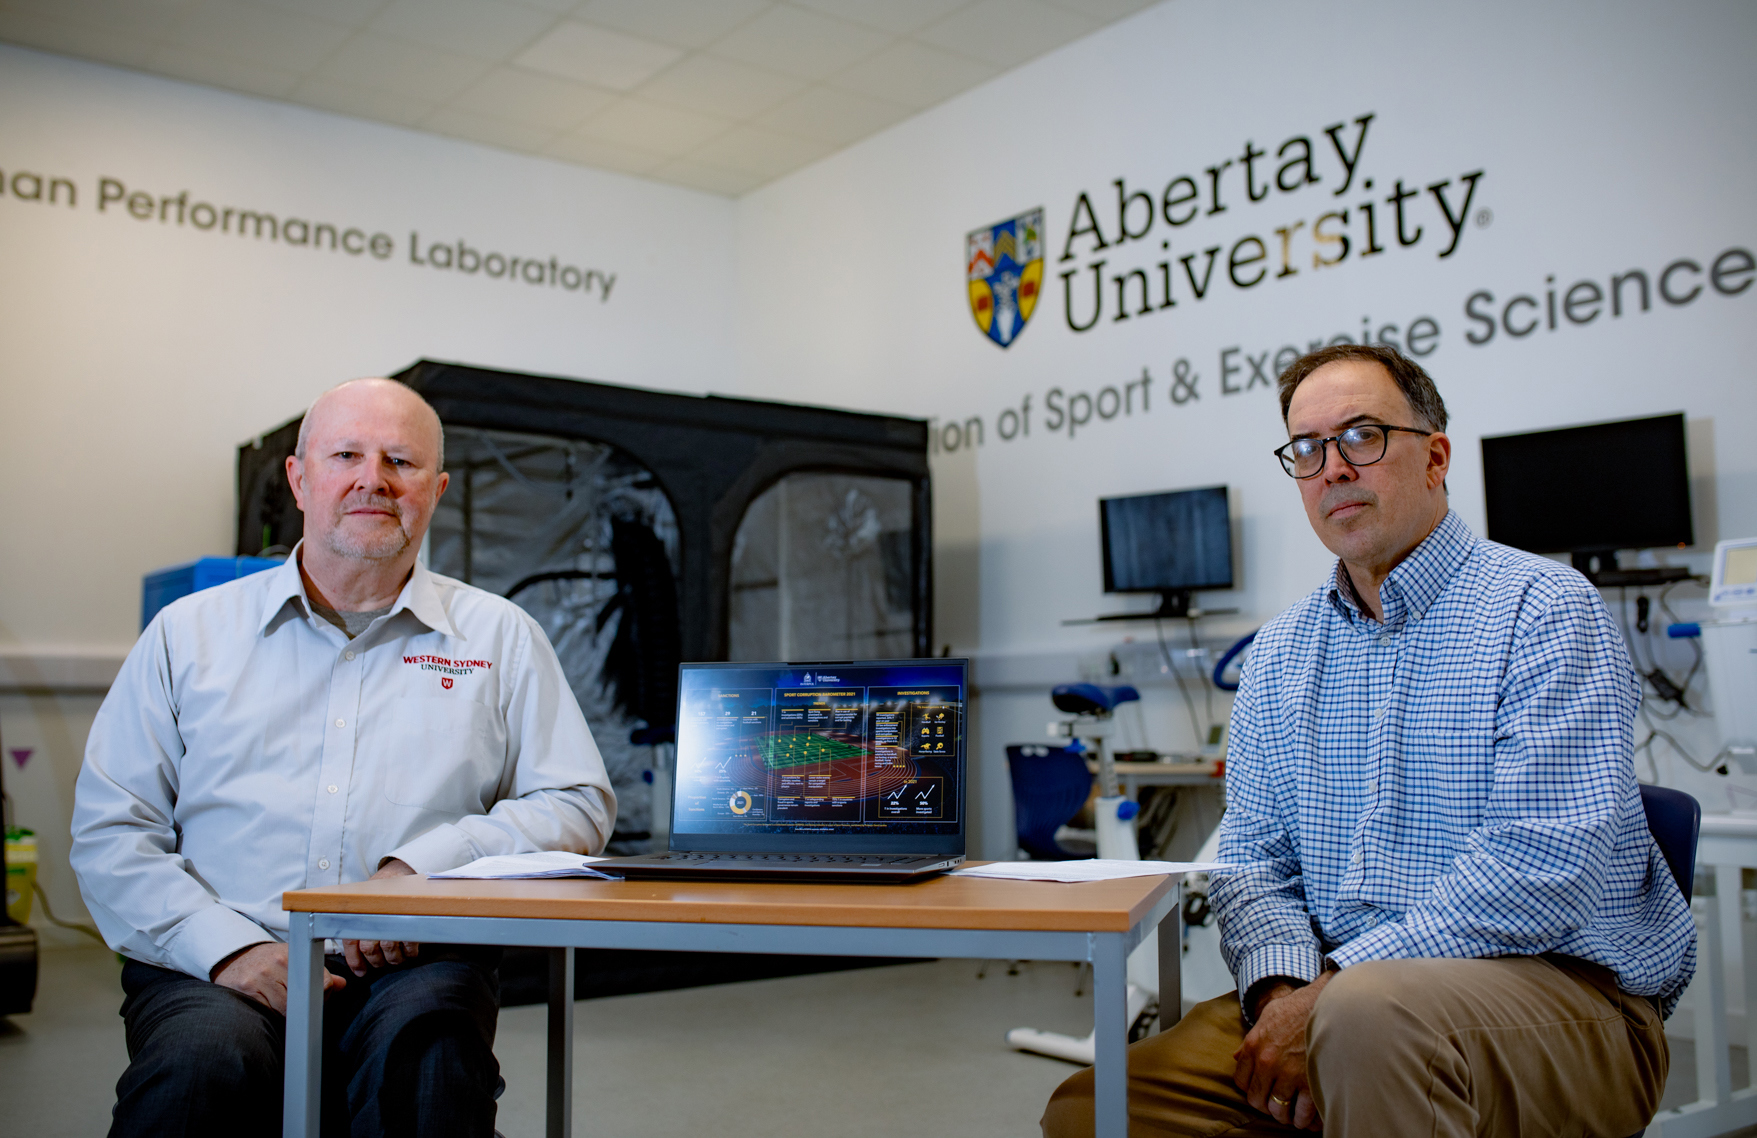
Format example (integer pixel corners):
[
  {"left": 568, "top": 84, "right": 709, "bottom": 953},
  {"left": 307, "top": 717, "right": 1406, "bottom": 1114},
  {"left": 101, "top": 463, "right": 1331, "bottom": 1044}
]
[
  {"left": 966, "top": 208, "right": 1044, "bottom": 348},
  {"left": 404, "top": 654, "right": 492, "bottom": 690}
]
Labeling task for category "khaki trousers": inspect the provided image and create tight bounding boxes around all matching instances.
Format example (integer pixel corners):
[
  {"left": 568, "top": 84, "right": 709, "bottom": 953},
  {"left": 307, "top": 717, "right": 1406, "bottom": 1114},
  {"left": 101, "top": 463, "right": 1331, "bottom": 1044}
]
[{"left": 1042, "top": 955, "right": 1668, "bottom": 1138}]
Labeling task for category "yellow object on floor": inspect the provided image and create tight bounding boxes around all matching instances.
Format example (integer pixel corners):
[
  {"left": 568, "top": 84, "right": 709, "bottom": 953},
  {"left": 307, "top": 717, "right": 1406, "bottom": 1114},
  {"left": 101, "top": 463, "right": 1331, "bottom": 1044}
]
[{"left": 5, "top": 827, "right": 37, "bottom": 924}]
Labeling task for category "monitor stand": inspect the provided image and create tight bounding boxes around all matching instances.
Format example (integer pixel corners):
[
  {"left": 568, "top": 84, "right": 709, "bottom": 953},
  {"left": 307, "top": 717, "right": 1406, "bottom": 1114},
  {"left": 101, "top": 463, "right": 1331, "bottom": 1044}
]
[
  {"left": 1091, "top": 590, "right": 1193, "bottom": 621},
  {"left": 1572, "top": 551, "right": 1691, "bottom": 588}
]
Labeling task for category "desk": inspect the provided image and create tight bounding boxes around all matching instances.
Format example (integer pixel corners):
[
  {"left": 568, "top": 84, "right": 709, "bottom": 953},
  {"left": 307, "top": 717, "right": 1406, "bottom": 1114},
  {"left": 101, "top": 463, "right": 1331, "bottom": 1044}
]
[{"left": 283, "top": 869, "right": 1181, "bottom": 1138}]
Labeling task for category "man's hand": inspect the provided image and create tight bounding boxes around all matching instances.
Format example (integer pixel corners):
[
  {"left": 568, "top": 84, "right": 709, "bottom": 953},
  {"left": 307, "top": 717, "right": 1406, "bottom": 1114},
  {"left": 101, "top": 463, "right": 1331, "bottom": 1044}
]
[
  {"left": 1233, "top": 970, "right": 1333, "bottom": 1130},
  {"left": 211, "top": 942, "right": 346, "bottom": 1014},
  {"left": 342, "top": 858, "right": 422, "bottom": 977}
]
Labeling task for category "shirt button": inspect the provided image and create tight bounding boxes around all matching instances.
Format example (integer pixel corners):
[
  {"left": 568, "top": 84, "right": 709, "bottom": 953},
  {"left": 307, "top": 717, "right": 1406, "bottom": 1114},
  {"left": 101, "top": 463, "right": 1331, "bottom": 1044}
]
[
  {"left": 328, "top": 785, "right": 339, "bottom": 794},
  {"left": 1374, "top": 704, "right": 1387, "bottom": 720},
  {"left": 318, "top": 858, "right": 330, "bottom": 870},
  {"left": 1377, "top": 634, "right": 1393, "bottom": 646},
  {"left": 1351, "top": 851, "right": 1363, "bottom": 866},
  {"left": 1367, "top": 780, "right": 1378, "bottom": 793},
  {"left": 335, "top": 718, "right": 346, "bottom": 728},
  {"left": 345, "top": 650, "right": 356, "bottom": 661}
]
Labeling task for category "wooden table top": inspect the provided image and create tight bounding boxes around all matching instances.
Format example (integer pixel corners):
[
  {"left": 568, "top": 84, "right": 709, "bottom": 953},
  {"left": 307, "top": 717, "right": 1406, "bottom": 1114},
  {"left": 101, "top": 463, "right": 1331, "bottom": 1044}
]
[{"left": 283, "top": 864, "right": 1176, "bottom": 933}]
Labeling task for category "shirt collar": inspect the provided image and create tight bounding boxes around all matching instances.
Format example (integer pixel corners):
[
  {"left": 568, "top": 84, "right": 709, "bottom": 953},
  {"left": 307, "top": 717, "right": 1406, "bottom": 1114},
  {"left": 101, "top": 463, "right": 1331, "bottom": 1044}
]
[
  {"left": 257, "top": 542, "right": 460, "bottom": 639},
  {"left": 1326, "top": 509, "right": 1476, "bottom": 626}
]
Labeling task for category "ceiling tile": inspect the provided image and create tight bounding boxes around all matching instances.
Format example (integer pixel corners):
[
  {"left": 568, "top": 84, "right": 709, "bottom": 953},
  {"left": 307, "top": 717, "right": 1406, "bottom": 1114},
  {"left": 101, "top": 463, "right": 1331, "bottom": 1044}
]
[
  {"left": 645, "top": 156, "right": 764, "bottom": 197},
  {"left": 167, "top": 0, "right": 356, "bottom": 73},
  {"left": 448, "top": 66, "right": 615, "bottom": 132},
  {"left": 575, "top": 97, "right": 730, "bottom": 155},
  {"left": 289, "top": 76, "right": 436, "bottom": 126},
  {"left": 420, "top": 105, "right": 560, "bottom": 153},
  {"left": 789, "top": 0, "right": 971, "bottom": 37},
  {"left": 0, "top": 10, "right": 163, "bottom": 69},
  {"left": 147, "top": 43, "right": 301, "bottom": 100},
  {"left": 240, "top": 0, "right": 389, "bottom": 28},
  {"left": 2, "top": 0, "right": 200, "bottom": 40},
  {"left": 571, "top": 0, "right": 770, "bottom": 51},
  {"left": 542, "top": 132, "right": 667, "bottom": 176},
  {"left": 634, "top": 53, "right": 805, "bottom": 119},
  {"left": 914, "top": 0, "right": 1094, "bottom": 69},
  {"left": 513, "top": 20, "right": 681, "bottom": 89},
  {"left": 1043, "top": 0, "right": 1158, "bottom": 20},
  {"left": 313, "top": 32, "right": 491, "bottom": 102},
  {"left": 827, "top": 39, "right": 996, "bottom": 109},
  {"left": 752, "top": 84, "right": 911, "bottom": 146},
  {"left": 708, "top": 5, "right": 890, "bottom": 82},
  {"left": 688, "top": 124, "right": 832, "bottom": 179},
  {"left": 368, "top": 0, "right": 556, "bottom": 62}
]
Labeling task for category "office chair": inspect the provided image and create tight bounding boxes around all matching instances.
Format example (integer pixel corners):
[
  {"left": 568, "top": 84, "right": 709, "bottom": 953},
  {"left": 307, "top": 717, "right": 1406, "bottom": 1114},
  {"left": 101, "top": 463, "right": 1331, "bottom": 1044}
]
[
  {"left": 1006, "top": 744, "right": 1096, "bottom": 860},
  {"left": 1628, "top": 783, "right": 1701, "bottom": 1138}
]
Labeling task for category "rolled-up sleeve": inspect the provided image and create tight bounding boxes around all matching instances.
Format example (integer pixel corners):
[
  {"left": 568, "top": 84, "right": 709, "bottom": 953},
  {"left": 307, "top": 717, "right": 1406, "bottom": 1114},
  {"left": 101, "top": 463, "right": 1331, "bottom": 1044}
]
[{"left": 70, "top": 618, "right": 273, "bottom": 980}]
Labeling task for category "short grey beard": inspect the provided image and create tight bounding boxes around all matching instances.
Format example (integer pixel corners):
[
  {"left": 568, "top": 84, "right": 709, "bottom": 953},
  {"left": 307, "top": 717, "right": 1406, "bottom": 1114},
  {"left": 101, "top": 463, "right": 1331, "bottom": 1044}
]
[{"left": 324, "top": 521, "right": 410, "bottom": 562}]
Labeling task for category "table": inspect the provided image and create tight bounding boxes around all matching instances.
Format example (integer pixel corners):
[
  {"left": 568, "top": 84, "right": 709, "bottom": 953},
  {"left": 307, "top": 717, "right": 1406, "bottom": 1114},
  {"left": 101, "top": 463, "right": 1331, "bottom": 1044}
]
[
  {"left": 282, "top": 868, "right": 1181, "bottom": 1138},
  {"left": 1648, "top": 813, "right": 1757, "bottom": 1137},
  {"left": 1092, "top": 759, "right": 1225, "bottom": 799}
]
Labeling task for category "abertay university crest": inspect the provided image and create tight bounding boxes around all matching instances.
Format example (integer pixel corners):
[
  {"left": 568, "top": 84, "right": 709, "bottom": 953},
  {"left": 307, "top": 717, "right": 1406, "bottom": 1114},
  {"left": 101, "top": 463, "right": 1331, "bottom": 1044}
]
[{"left": 966, "top": 208, "right": 1044, "bottom": 348}]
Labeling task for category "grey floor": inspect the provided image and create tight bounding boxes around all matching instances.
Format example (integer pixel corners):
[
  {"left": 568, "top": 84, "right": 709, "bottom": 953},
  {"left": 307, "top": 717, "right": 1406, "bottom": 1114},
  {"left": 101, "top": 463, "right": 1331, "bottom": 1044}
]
[
  {"left": 4, "top": 946, "right": 1754, "bottom": 1137},
  {"left": 1, "top": 947, "right": 1089, "bottom": 1137}
]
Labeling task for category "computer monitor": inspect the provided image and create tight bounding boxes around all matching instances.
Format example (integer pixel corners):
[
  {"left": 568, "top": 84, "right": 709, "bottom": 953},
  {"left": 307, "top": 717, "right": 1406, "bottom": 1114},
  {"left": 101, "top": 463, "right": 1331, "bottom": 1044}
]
[
  {"left": 1099, "top": 485, "right": 1232, "bottom": 618},
  {"left": 1480, "top": 412, "right": 1693, "bottom": 584}
]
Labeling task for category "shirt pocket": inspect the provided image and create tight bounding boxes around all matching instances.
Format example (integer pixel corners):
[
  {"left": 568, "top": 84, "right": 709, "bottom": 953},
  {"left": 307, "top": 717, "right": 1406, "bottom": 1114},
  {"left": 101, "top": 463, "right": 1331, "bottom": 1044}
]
[{"left": 382, "top": 697, "right": 507, "bottom": 815}]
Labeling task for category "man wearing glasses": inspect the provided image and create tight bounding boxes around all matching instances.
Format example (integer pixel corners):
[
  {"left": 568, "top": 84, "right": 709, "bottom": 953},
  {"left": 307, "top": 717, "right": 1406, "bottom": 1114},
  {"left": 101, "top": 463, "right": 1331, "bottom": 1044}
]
[{"left": 1044, "top": 344, "right": 1693, "bottom": 1136}]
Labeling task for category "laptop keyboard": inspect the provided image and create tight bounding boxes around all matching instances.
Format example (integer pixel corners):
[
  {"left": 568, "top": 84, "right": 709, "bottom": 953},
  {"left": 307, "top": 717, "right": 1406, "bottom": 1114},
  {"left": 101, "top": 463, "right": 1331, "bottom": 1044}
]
[{"left": 654, "top": 853, "right": 922, "bottom": 866}]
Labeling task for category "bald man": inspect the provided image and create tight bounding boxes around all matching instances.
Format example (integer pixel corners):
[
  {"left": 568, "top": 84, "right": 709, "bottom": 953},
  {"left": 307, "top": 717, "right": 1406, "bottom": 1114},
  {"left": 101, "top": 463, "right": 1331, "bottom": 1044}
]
[{"left": 72, "top": 379, "right": 616, "bottom": 1137}]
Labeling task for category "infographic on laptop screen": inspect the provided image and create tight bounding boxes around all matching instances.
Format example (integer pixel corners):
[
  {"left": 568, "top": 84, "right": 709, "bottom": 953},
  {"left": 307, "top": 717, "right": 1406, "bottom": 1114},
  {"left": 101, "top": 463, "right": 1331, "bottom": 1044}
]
[{"left": 671, "top": 662, "right": 966, "bottom": 837}]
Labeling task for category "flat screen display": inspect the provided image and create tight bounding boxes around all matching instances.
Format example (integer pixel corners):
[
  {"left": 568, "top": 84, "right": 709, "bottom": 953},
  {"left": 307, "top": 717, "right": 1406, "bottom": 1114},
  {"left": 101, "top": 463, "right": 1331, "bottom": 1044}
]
[
  {"left": 1100, "top": 485, "right": 1233, "bottom": 594},
  {"left": 669, "top": 660, "right": 966, "bottom": 850},
  {"left": 1481, "top": 413, "right": 1692, "bottom": 554}
]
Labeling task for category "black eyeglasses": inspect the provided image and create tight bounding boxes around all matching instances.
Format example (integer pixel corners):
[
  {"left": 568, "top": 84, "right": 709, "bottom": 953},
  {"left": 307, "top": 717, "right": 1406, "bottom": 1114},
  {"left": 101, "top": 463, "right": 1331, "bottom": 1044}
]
[{"left": 1273, "top": 424, "right": 1433, "bottom": 479}]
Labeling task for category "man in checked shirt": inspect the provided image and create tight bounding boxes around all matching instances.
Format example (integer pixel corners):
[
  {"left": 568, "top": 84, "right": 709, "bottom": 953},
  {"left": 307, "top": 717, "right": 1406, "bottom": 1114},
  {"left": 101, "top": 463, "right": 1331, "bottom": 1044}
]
[{"left": 1044, "top": 344, "right": 1695, "bottom": 1136}]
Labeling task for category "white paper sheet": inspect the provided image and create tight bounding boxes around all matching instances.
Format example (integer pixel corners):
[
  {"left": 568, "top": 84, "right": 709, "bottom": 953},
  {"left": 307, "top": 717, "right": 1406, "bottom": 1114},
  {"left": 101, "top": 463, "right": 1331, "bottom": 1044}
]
[
  {"left": 949, "top": 859, "right": 1227, "bottom": 883},
  {"left": 428, "top": 851, "right": 622, "bottom": 880}
]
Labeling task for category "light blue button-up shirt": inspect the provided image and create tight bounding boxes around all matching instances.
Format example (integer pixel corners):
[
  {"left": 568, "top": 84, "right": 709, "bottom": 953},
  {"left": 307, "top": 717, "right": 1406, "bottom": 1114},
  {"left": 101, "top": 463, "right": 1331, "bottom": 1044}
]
[
  {"left": 1211, "top": 510, "right": 1695, "bottom": 1016},
  {"left": 71, "top": 548, "right": 616, "bottom": 980}
]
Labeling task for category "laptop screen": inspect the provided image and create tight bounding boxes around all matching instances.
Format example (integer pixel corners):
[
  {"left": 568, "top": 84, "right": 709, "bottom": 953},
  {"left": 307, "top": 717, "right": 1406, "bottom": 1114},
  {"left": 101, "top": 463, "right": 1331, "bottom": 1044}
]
[{"left": 667, "top": 659, "right": 968, "bottom": 854}]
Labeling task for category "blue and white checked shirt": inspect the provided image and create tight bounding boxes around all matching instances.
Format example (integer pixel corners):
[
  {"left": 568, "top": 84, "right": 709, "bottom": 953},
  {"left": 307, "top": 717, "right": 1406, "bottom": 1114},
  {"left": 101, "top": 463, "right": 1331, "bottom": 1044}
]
[{"left": 1211, "top": 510, "right": 1695, "bottom": 1017}]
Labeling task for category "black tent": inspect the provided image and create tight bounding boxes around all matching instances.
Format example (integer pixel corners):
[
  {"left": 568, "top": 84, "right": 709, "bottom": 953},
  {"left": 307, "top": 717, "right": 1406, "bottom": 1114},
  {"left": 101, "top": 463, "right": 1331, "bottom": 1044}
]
[{"left": 235, "top": 359, "right": 935, "bottom": 848}]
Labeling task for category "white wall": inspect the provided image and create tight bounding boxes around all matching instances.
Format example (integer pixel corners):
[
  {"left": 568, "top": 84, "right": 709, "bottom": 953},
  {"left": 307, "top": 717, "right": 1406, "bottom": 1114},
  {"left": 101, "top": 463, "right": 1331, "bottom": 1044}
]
[
  {"left": 736, "top": 0, "right": 1757, "bottom": 853},
  {"left": 0, "top": 43, "right": 737, "bottom": 935},
  {"left": 0, "top": 42, "right": 736, "bottom": 655}
]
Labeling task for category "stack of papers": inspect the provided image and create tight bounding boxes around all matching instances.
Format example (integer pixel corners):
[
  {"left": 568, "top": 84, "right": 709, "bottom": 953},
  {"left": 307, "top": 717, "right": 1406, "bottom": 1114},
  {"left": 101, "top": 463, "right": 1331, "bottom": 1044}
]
[
  {"left": 951, "top": 859, "right": 1226, "bottom": 883},
  {"left": 428, "top": 851, "right": 622, "bottom": 880}
]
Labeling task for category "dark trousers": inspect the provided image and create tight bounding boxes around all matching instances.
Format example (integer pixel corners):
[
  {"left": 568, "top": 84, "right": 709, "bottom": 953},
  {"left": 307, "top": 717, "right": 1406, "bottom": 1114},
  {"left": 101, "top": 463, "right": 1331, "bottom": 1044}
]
[{"left": 111, "top": 946, "right": 502, "bottom": 1138}]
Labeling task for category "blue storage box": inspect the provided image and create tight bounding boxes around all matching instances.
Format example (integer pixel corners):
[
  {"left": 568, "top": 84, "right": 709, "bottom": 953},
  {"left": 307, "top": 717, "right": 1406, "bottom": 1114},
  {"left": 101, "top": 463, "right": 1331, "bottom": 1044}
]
[{"left": 142, "top": 557, "right": 281, "bottom": 630}]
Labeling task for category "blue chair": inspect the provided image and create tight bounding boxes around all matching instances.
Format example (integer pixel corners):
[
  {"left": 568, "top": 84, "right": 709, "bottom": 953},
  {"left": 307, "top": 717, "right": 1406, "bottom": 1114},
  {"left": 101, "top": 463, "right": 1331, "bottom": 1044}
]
[
  {"left": 1628, "top": 783, "right": 1700, "bottom": 1138},
  {"left": 1006, "top": 745, "right": 1096, "bottom": 860},
  {"left": 1640, "top": 783, "right": 1700, "bottom": 903}
]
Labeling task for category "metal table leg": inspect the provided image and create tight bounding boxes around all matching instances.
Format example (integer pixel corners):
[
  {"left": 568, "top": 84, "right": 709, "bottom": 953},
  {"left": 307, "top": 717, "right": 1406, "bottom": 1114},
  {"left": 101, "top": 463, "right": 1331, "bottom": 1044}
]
[
  {"left": 1092, "top": 931, "right": 1130, "bottom": 1138},
  {"left": 283, "top": 910, "right": 325, "bottom": 1138},
  {"left": 547, "top": 946, "right": 574, "bottom": 1138},
  {"left": 1157, "top": 895, "right": 1184, "bottom": 1030}
]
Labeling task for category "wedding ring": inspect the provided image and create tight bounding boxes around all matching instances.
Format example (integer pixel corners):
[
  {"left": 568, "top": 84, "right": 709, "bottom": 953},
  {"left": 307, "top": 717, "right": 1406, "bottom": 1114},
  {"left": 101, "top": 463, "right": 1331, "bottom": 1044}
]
[{"left": 1270, "top": 1094, "right": 1291, "bottom": 1107}]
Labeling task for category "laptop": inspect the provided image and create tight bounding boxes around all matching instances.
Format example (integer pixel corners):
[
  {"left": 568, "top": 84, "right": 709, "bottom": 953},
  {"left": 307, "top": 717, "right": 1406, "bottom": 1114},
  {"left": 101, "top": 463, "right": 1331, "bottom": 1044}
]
[{"left": 596, "top": 658, "right": 969, "bottom": 883}]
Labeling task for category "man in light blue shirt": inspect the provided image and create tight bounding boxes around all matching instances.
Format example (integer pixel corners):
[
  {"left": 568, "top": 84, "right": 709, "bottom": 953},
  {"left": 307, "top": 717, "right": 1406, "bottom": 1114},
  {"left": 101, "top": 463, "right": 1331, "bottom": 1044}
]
[
  {"left": 73, "top": 378, "right": 615, "bottom": 1137},
  {"left": 1044, "top": 345, "right": 1693, "bottom": 1137}
]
